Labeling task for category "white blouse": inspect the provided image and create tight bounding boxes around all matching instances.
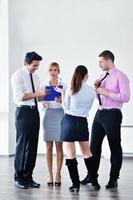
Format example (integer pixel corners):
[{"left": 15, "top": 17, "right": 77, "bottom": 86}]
[{"left": 42, "top": 80, "right": 67, "bottom": 109}]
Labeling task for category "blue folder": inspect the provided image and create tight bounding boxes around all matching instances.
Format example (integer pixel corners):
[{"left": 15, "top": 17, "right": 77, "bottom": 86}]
[{"left": 44, "top": 85, "right": 63, "bottom": 101}]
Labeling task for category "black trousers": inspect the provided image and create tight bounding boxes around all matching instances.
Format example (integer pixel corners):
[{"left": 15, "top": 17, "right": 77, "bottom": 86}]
[
  {"left": 90, "top": 109, "right": 122, "bottom": 180},
  {"left": 14, "top": 107, "right": 40, "bottom": 182}
]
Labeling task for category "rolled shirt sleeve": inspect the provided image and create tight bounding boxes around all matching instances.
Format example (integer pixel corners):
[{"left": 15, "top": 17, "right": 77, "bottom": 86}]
[{"left": 11, "top": 73, "right": 25, "bottom": 103}]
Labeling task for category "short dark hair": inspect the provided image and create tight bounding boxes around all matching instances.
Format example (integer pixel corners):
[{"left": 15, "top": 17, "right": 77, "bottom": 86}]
[
  {"left": 99, "top": 50, "right": 115, "bottom": 62},
  {"left": 24, "top": 51, "right": 42, "bottom": 65}
]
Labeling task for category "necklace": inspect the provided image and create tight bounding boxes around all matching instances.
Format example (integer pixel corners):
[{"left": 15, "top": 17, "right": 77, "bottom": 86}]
[{"left": 49, "top": 80, "right": 58, "bottom": 86}]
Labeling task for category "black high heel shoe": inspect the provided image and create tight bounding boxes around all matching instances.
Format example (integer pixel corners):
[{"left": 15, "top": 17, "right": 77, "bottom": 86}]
[
  {"left": 55, "top": 182, "right": 61, "bottom": 186},
  {"left": 47, "top": 182, "right": 53, "bottom": 186},
  {"left": 55, "top": 175, "right": 61, "bottom": 186}
]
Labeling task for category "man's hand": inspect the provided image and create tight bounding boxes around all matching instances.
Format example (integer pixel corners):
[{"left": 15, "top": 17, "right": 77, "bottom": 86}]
[
  {"left": 94, "top": 79, "right": 101, "bottom": 89},
  {"left": 22, "top": 89, "right": 49, "bottom": 101},
  {"left": 96, "top": 87, "right": 109, "bottom": 96},
  {"left": 37, "top": 89, "right": 49, "bottom": 97}
]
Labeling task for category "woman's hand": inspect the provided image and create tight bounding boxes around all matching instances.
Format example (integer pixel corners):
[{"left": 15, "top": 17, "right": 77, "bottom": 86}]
[
  {"left": 53, "top": 86, "right": 63, "bottom": 93},
  {"left": 43, "top": 102, "right": 49, "bottom": 109},
  {"left": 55, "top": 96, "right": 62, "bottom": 103},
  {"left": 53, "top": 86, "right": 65, "bottom": 103}
]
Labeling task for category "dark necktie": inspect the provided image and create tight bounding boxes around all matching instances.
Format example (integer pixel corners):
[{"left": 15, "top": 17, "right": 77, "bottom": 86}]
[
  {"left": 98, "top": 72, "right": 109, "bottom": 105},
  {"left": 30, "top": 73, "right": 38, "bottom": 109}
]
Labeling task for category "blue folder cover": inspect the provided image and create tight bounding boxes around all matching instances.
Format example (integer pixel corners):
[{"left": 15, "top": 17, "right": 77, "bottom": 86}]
[{"left": 44, "top": 85, "right": 63, "bottom": 101}]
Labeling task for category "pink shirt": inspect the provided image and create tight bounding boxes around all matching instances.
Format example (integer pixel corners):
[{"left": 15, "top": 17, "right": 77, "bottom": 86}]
[{"left": 99, "top": 66, "right": 130, "bottom": 110}]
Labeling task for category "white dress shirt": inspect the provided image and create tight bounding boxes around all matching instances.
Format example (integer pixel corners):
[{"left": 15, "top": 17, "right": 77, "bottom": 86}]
[
  {"left": 64, "top": 83, "right": 95, "bottom": 117},
  {"left": 11, "top": 66, "right": 40, "bottom": 106}
]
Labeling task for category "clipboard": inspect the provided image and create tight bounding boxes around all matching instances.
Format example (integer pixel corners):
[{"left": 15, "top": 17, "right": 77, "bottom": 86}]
[{"left": 44, "top": 85, "right": 63, "bottom": 101}]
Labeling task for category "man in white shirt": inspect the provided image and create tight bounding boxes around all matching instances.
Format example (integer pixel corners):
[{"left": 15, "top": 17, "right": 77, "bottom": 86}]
[{"left": 11, "top": 51, "right": 47, "bottom": 189}]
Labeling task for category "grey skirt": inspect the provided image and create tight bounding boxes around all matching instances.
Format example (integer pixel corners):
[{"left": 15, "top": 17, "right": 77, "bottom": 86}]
[{"left": 43, "top": 108, "right": 64, "bottom": 141}]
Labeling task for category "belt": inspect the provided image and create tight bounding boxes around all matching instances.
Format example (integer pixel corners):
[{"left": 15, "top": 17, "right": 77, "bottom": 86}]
[
  {"left": 98, "top": 108, "right": 120, "bottom": 111},
  {"left": 17, "top": 105, "right": 37, "bottom": 109}
]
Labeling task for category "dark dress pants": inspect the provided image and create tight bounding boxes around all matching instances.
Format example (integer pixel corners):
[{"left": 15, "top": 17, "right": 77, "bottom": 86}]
[
  {"left": 14, "top": 107, "right": 40, "bottom": 182},
  {"left": 90, "top": 109, "right": 122, "bottom": 180}
]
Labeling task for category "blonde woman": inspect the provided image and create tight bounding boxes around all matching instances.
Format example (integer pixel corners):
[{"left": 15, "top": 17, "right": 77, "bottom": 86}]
[{"left": 42, "top": 62, "right": 66, "bottom": 186}]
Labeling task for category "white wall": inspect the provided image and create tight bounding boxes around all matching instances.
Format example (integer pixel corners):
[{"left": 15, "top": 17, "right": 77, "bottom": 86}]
[
  {"left": 0, "top": 0, "right": 9, "bottom": 155},
  {"left": 0, "top": 0, "right": 9, "bottom": 113},
  {"left": 1, "top": 0, "right": 133, "bottom": 155}
]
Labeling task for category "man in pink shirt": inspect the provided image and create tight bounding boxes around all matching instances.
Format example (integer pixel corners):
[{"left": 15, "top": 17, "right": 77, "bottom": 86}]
[{"left": 81, "top": 50, "right": 130, "bottom": 189}]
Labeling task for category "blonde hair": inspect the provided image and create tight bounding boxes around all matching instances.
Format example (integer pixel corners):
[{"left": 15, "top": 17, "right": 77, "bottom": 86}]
[{"left": 48, "top": 62, "right": 60, "bottom": 73}]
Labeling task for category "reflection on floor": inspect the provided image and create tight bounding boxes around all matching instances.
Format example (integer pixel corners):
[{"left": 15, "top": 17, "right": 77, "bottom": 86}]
[{"left": 0, "top": 155, "right": 133, "bottom": 200}]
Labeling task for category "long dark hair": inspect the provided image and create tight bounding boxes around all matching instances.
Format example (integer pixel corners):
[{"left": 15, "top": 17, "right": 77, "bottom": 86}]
[{"left": 71, "top": 65, "right": 88, "bottom": 95}]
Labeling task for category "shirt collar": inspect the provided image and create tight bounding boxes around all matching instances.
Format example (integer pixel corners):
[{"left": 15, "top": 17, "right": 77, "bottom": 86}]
[
  {"left": 108, "top": 66, "right": 116, "bottom": 75},
  {"left": 23, "top": 66, "right": 30, "bottom": 75}
]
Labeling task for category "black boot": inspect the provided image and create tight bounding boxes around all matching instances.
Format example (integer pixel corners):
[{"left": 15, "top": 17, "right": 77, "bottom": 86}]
[
  {"left": 66, "top": 158, "right": 80, "bottom": 192},
  {"left": 81, "top": 157, "right": 101, "bottom": 190}
]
